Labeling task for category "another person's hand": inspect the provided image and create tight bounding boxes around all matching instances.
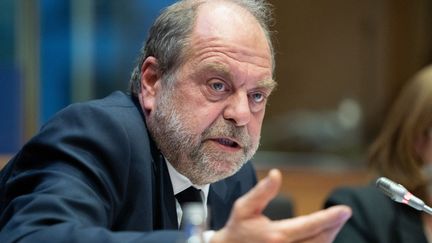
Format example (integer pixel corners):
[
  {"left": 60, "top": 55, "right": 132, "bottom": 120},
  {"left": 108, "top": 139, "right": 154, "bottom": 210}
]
[{"left": 211, "top": 169, "right": 352, "bottom": 243}]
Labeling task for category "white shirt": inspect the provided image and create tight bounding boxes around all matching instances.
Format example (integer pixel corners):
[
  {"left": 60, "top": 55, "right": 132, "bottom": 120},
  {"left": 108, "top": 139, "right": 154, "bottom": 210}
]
[{"left": 165, "top": 160, "right": 210, "bottom": 226}]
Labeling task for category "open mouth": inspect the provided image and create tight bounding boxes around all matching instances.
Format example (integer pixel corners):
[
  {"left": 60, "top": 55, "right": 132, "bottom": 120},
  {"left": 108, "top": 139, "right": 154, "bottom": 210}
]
[{"left": 213, "top": 138, "right": 241, "bottom": 148}]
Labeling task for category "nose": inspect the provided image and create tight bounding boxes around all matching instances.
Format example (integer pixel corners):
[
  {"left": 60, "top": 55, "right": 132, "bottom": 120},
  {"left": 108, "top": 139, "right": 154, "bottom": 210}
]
[{"left": 223, "top": 92, "right": 251, "bottom": 126}]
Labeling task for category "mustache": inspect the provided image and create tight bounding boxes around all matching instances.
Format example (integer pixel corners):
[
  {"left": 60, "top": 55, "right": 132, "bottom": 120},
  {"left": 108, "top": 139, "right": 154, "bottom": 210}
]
[{"left": 200, "top": 118, "right": 251, "bottom": 148}]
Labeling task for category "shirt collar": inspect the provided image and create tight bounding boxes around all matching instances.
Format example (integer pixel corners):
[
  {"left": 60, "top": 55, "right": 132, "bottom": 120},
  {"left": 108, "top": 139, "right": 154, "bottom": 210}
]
[{"left": 165, "top": 159, "right": 210, "bottom": 203}]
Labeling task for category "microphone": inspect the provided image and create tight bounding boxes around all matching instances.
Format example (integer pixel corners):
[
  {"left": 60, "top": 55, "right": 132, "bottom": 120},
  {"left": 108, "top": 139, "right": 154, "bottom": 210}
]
[{"left": 376, "top": 177, "right": 432, "bottom": 215}]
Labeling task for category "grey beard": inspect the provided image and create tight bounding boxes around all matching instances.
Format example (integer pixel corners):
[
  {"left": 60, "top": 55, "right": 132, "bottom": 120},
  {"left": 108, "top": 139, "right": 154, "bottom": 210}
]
[{"left": 146, "top": 91, "right": 258, "bottom": 185}]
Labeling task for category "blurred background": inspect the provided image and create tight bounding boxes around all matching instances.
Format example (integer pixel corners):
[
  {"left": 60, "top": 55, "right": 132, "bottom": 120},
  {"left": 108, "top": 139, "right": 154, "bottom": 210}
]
[{"left": 1, "top": 0, "right": 432, "bottom": 216}]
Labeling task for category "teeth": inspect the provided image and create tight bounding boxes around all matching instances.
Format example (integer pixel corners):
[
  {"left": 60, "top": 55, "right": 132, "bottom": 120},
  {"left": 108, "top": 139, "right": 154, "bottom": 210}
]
[{"left": 218, "top": 138, "right": 236, "bottom": 147}]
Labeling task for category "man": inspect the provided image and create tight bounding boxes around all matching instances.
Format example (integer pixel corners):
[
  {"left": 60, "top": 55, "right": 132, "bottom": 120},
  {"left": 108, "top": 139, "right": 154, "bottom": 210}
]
[{"left": 0, "top": 0, "right": 351, "bottom": 242}]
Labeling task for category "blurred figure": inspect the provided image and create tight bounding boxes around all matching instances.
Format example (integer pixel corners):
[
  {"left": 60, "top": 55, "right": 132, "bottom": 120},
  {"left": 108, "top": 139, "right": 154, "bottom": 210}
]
[{"left": 325, "top": 64, "right": 432, "bottom": 242}]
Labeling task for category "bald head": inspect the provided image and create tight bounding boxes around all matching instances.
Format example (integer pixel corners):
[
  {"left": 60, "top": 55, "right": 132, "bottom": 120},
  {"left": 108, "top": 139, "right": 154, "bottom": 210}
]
[{"left": 129, "top": 0, "right": 275, "bottom": 96}]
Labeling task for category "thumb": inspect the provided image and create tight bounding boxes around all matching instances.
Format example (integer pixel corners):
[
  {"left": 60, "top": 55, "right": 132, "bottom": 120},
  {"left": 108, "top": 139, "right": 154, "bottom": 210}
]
[{"left": 232, "top": 168, "right": 282, "bottom": 220}]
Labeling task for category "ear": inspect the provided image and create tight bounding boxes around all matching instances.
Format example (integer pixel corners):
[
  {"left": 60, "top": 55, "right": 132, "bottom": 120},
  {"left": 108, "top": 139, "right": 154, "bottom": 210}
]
[{"left": 138, "top": 56, "right": 161, "bottom": 115}]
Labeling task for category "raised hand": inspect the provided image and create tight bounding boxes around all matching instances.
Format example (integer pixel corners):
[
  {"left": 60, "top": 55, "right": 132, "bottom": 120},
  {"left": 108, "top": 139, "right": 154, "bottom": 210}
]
[{"left": 211, "top": 169, "right": 352, "bottom": 243}]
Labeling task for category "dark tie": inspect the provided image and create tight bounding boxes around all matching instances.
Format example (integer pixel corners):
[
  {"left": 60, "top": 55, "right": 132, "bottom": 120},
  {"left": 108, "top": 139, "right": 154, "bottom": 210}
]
[
  {"left": 175, "top": 186, "right": 203, "bottom": 206},
  {"left": 175, "top": 186, "right": 203, "bottom": 228}
]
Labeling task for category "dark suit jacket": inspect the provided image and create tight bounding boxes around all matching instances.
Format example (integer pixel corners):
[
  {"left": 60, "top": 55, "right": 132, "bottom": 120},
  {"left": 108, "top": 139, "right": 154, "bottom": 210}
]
[
  {"left": 0, "top": 91, "right": 257, "bottom": 243},
  {"left": 325, "top": 183, "right": 428, "bottom": 243}
]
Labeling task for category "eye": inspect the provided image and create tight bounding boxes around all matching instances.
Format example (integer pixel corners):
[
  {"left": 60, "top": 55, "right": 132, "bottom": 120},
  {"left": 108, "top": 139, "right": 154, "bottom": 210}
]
[
  {"left": 209, "top": 80, "right": 227, "bottom": 92},
  {"left": 249, "top": 92, "right": 265, "bottom": 103},
  {"left": 203, "top": 79, "right": 231, "bottom": 102}
]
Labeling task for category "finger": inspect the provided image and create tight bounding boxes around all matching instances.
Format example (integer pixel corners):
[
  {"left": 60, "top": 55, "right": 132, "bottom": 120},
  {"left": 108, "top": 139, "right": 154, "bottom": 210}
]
[
  {"left": 274, "top": 205, "right": 351, "bottom": 242},
  {"left": 294, "top": 213, "right": 348, "bottom": 243},
  {"left": 323, "top": 214, "right": 346, "bottom": 242},
  {"left": 232, "top": 169, "right": 282, "bottom": 220},
  {"left": 292, "top": 218, "right": 347, "bottom": 243}
]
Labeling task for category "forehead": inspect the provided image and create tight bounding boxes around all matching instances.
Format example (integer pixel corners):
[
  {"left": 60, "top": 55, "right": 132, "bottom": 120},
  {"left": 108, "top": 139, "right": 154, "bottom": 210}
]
[
  {"left": 188, "top": 1, "right": 273, "bottom": 70},
  {"left": 194, "top": 2, "right": 265, "bottom": 38}
]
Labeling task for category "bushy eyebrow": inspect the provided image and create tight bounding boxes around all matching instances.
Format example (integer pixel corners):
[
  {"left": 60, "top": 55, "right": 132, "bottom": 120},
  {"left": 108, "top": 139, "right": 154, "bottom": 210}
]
[
  {"left": 200, "top": 63, "right": 232, "bottom": 79},
  {"left": 197, "top": 62, "right": 276, "bottom": 92},
  {"left": 257, "top": 78, "right": 277, "bottom": 93}
]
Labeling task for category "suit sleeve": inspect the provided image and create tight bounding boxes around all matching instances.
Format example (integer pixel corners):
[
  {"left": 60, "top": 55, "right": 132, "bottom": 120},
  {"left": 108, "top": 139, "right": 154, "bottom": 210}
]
[{"left": 0, "top": 103, "right": 183, "bottom": 243}]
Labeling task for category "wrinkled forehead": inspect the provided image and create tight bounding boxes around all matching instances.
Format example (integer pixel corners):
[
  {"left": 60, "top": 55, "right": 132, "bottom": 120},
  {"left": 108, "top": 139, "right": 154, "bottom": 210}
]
[{"left": 191, "top": 1, "right": 272, "bottom": 64}]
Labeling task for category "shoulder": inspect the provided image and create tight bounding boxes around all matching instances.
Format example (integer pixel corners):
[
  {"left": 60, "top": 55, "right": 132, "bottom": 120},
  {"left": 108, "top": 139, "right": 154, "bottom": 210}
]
[
  {"left": 16, "top": 91, "right": 152, "bottom": 186},
  {"left": 46, "top": 91, "right": 141, "bottom": 128},
  {"left": 36, "top": 91, "right": 146, "bottom": 147}
]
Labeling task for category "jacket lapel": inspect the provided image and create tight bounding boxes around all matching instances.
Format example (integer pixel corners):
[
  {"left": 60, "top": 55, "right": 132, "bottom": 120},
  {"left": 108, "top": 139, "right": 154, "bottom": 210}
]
[
  {"left": 151, "top": 144, "right": 178, "bottom": 229},
  {"left": 208, "top": 180, "right": 231, "bottom": 230},
  {"left": 135, "top": 98, "right": 178, "bottom": 230}
]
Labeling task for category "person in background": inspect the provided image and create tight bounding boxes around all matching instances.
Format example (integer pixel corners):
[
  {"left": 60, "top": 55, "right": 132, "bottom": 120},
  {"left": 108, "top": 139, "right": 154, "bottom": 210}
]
[
  {"left": 325, "top": 64, "right": 432, "bottom": 243},
  {"left": 0, "top": 0, "right": 351, "bottom": 242}
]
